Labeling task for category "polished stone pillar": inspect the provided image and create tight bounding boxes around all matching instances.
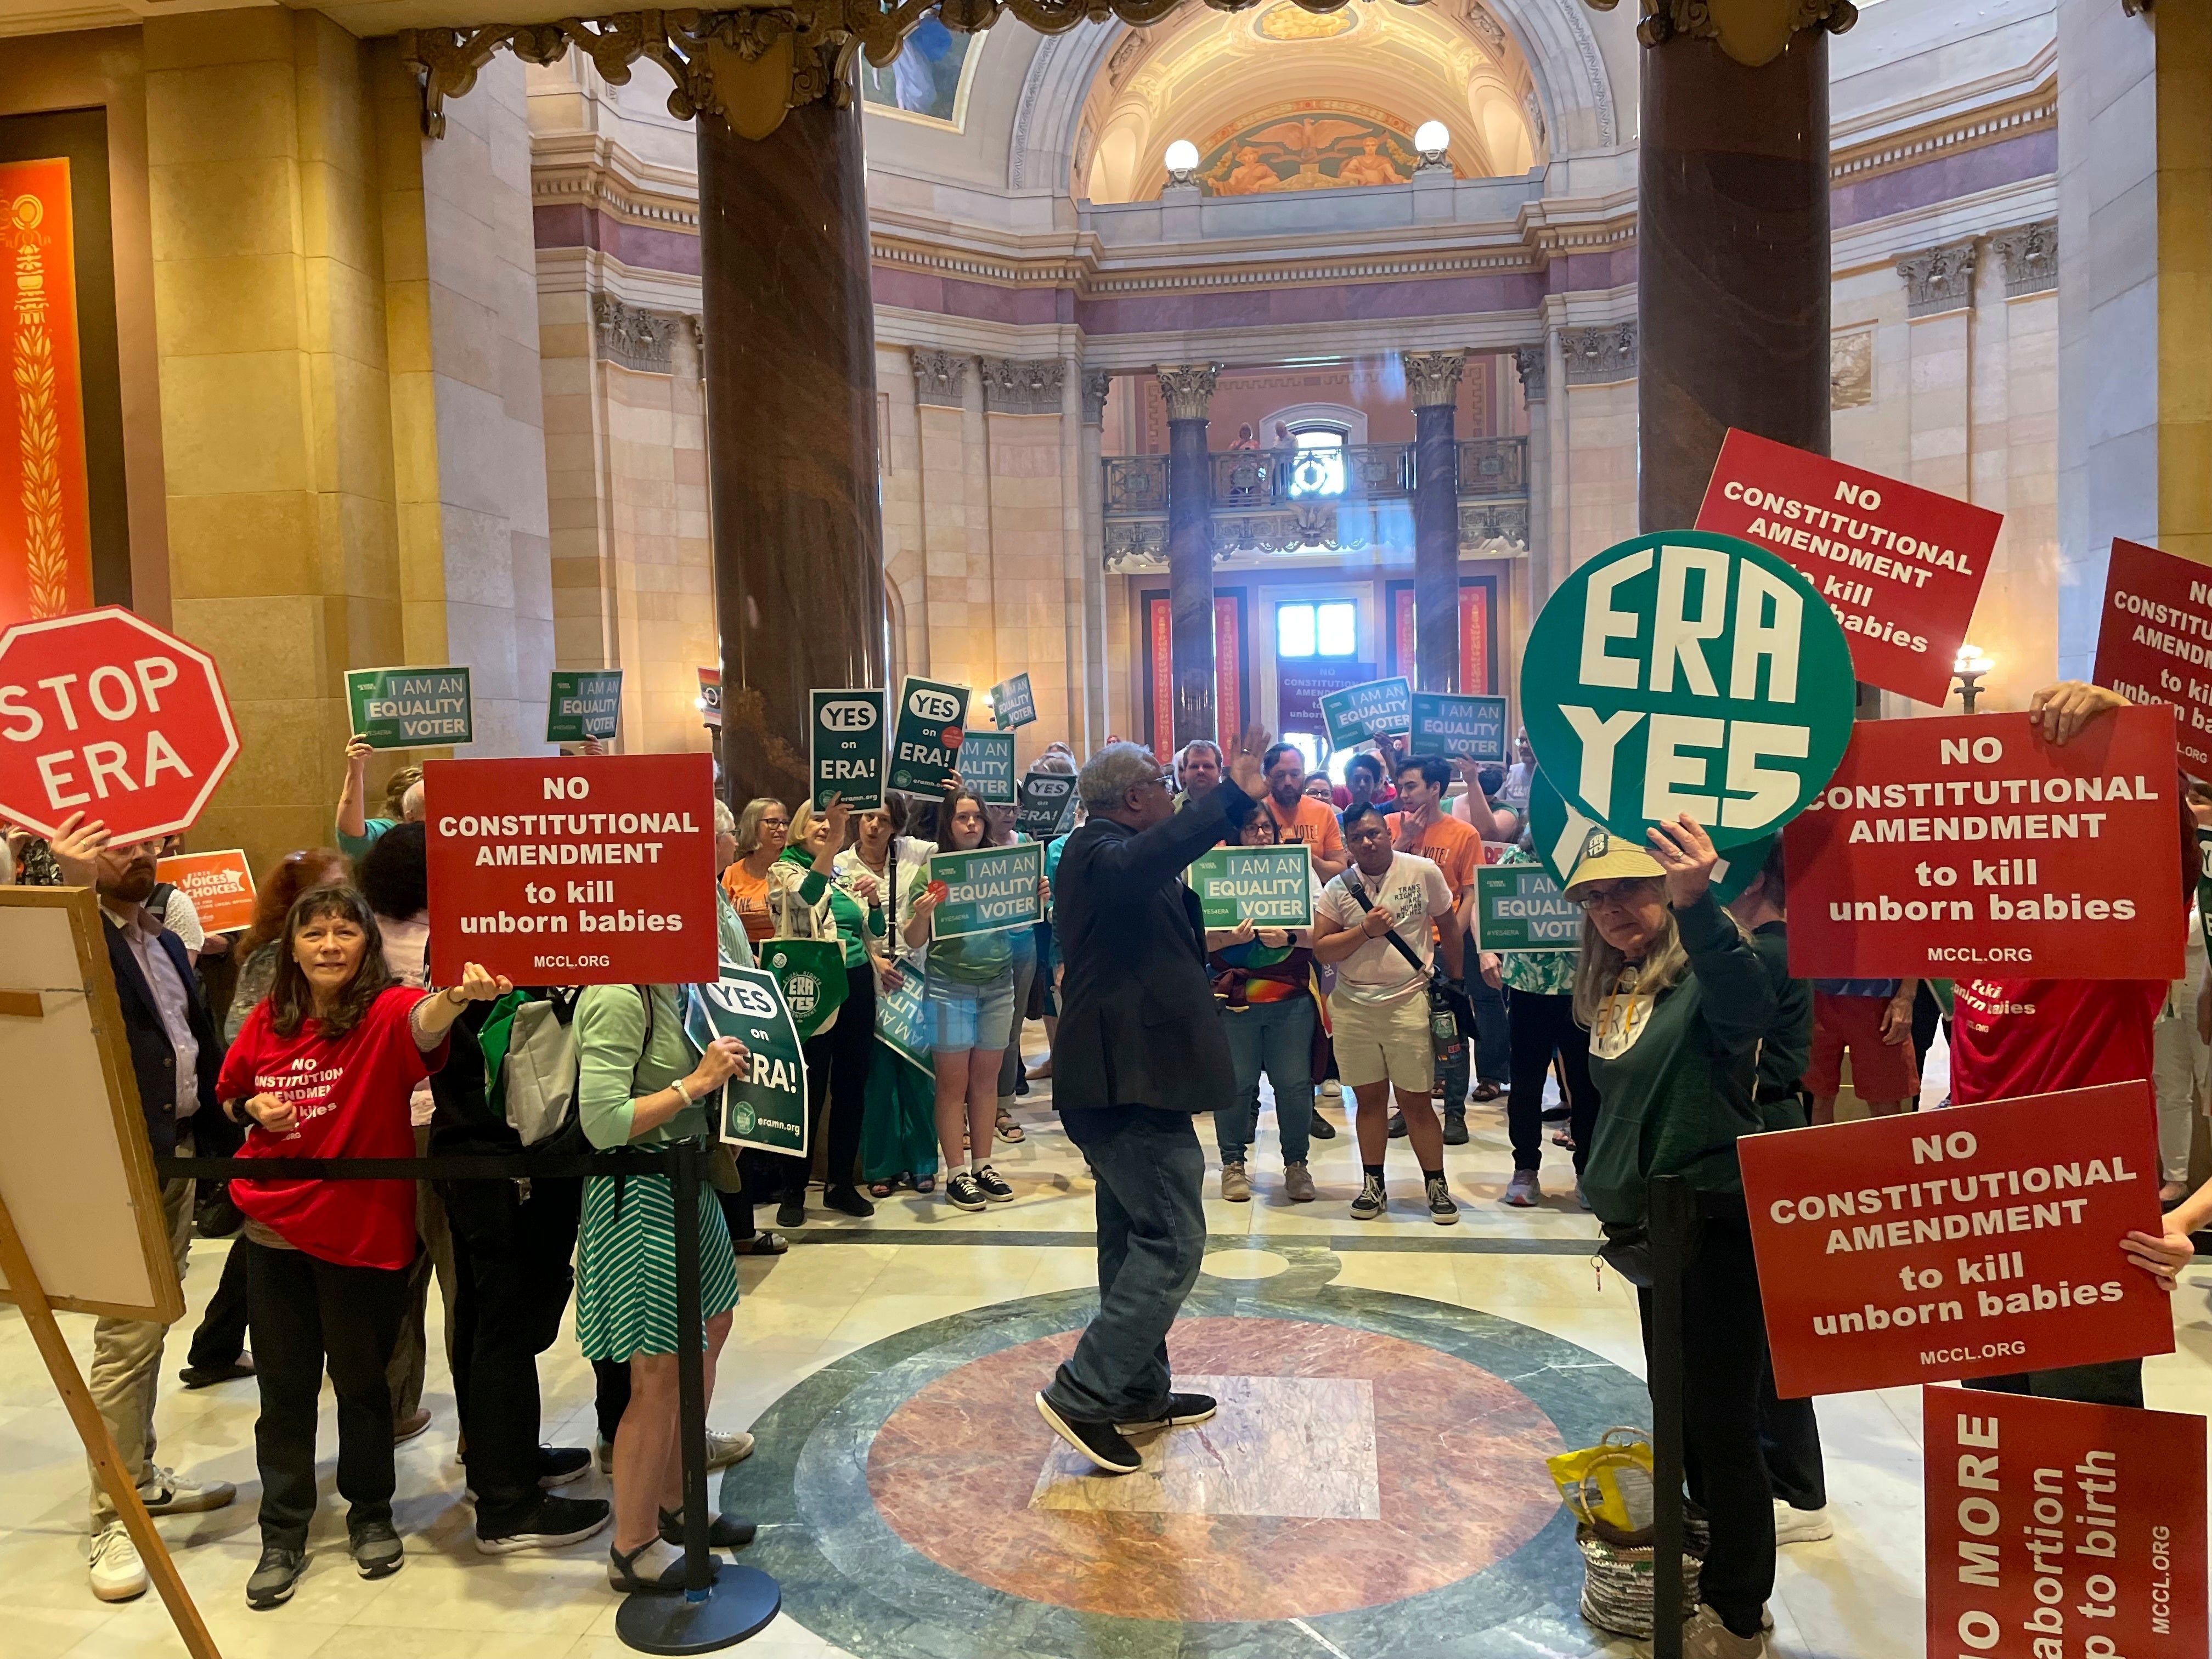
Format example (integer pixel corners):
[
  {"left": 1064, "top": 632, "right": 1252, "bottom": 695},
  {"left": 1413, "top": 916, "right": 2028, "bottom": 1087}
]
[
  {"left": 1079, "top": 370, "right": 1112, "bottom": 752},
  {"left": 1637, "top": 25, "right": 1833, "bottom": 530},
  {"left": 1515, "top": 343, "right": 1554, "bottom": 603},
  {"left": 1404, "top": 350, "right": 1466, "bottom": 693},
  {"left": 698, "top": 92, "right": 883, "bottom": 807},
  {"left": 1158, "top": 364, "right": 1221, "bottom": 747}
]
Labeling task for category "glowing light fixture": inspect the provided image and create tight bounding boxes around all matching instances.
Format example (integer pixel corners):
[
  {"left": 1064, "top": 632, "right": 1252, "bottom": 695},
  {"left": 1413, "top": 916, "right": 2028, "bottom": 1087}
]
[
  {"left": 1414, "top": 121, "right": 1451, "bottom": 170},
  {"left": 1164, "top": 139, "right": 1200, "bottom": 185},
  {"left": 1953, "top": 643, "right": 1994, "bottom": 714}
]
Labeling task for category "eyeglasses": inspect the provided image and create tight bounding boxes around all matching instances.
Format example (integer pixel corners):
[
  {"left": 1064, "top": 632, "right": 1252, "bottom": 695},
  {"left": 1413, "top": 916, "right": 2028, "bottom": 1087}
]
[{"left": 1577, "top": 883, "right": 1655, "bottom": 913}]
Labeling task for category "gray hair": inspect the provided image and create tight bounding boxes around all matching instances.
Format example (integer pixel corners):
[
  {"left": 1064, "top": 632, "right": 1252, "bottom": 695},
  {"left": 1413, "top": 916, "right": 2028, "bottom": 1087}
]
[
  {"left": 399, "top": 780, "right": 425, "bottom": 820},
  {"left": 713, "top": 798, "right": 737, "bottom": 836},
  {"left": 1079, "top": 742, "right": 1161, "bottom": 808}
]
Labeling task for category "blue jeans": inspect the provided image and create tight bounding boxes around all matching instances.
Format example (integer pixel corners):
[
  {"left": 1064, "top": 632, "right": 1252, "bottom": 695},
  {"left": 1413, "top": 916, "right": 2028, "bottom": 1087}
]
[
  {"left": 1045, "top": 1108, "right": 1206, "bottom": 1424},
  {"left": 1215, "top": 997, "right": 1316, "bottom": 1166}
]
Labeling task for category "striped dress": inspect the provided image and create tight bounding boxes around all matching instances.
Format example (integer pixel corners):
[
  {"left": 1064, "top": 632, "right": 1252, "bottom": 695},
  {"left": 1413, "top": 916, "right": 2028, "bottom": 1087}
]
[{"left": 572, "top": 983, "right": 740, "bottom": 1360}]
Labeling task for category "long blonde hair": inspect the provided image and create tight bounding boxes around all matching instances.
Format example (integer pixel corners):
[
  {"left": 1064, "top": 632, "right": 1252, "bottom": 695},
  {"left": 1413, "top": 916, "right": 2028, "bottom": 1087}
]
[{"left": 1571, "top": 878, "right": 1690, "bottom": 1028}]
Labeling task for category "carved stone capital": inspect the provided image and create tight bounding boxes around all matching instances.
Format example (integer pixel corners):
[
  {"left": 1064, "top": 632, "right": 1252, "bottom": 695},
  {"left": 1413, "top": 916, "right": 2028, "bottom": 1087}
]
[
  {"left": 591, "top": 292, "right": 684, "bottom": 374},
  {"left": 910, "top": 348, "right": 968, "bottom": 408},
  {"left": 1081, "top": 369, "right": 1113, "bottom": 426},
  {"left": 1560, "top": 323, "right": 1637, "bottom": 386},
  {"left": 1581, "top": 0, "right": 1857, "bottom": 66},
  {"left": 1155, "top": 363, "right": 1222, "bottom": 424},
  {"left": 1989, "top": 219, "right": 2057, "bottom": 298},
  {"left": 1513, "top": 343, "right": 1548, "bottom": 403},
  {"left": 1897, "top": 237, "right": 1979, "bottom": 318},
  {"left": 1401, "top": 349, "right": 1467, "bottom": 410},
  {"left": 979, "top": 357, "right": 1068, "bottom": 416}
]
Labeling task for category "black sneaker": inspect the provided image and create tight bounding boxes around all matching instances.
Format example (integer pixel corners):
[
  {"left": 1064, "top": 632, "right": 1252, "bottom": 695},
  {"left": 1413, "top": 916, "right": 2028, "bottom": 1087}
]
[
  {"left": 348, "top": 1518, "right": 404, "bottom": 1579},
  {"left": 1308, "top": 1109, "right": 1336, "bottom": 1139},
  {"left": 476, "top": 1493, "right": 611, "bottom": 1555},
  {"left": 974, "top": 1165, "right": 1014, "bottom": 1204},
  {"left": 1441, "top": 1111, "right": 1469, "bottom": 1147},
  {"left": 1426, "top": 1173, "right": 1460, "bottom": 1227},
  {"left": 776, "top": 1195, "right": 806, "bottom": 1229},
  {"left": 1351, "top": 1176, "right": 1386, "bottom": 1222},
  {"left": 464, "top": 1444, "right": 595, "bottom": 1502},
  {"left": 1115, "top": 1392, "right": 1218, "bottom": 1434},
  {"left": 659, "top": 1506, "right": 758, "bottom": 1548},
  {"left": 1035, "top": 1393, "right": 1142, "bottom": 1474},
  {"left": 245, "top": 1546, "right": 306, "bottom": 1609},
  {"left": 823, "top": 1185, "right": 875, "bottom": 1218},
  {"left": 945, "top": 1172, "right": 988, "bottom": 1211},
  {"left": 178, "top": 1357, "right": 255, "bottom": 1389},
  {"left": 1386, "top": 1111, "right": 1408, "bottom": 1138}
]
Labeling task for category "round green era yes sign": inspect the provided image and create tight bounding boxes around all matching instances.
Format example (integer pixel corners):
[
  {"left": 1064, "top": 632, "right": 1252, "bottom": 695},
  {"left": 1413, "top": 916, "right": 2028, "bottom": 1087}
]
[{"left": 1521, "top": 531, "right": 1855, "bottom": 853}]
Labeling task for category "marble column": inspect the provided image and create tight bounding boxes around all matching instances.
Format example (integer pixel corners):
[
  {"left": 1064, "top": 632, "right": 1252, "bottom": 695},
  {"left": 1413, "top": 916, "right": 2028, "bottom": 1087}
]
[
  {"left": 1404, "top": 350, "right": 1467, "bottom": 692},
  {"left": 698, "top": 92, "right": 884, "bottom": 807},
  {"left": 1080, "top": 370, "right": 1112, "bottom": 752},
  {"left": 1633, "top": 16, "right": 1839, "bottom": 531},
  {"left": 1158, "top": 364, "right": 1221, "bottom": 747},
  {"left": 1515, "top": 343, "right": 1553, "bottom": 602}
]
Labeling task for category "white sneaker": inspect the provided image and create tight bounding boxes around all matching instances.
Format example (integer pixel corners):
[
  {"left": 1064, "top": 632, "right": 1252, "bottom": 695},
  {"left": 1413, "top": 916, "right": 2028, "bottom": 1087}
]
[
  {"left": 138, "top": 1463, "right": 235, "bottom": 1514},
  {"left": 704, "top": 1429, "right": 756, "bottom": 1470},
  {"left": 1773, "top": 1500, "right": 1833, "bottom": 1544},
  {"left": 89, "top": 1523, "right": 148, "bottom": 1602},
  {"left": 1320, "top": 1079, "right": 1342, "bottom": 1099}
]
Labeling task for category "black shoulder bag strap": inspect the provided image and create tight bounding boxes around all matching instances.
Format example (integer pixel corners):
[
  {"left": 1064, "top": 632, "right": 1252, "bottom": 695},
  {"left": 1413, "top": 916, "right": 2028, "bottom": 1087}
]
[
  {"left": 1342, "top": 871, "right": 1435, "bottom": 980},
  {"left": 1344, "top": 870, "right": 1474, "bottom": 1035}
]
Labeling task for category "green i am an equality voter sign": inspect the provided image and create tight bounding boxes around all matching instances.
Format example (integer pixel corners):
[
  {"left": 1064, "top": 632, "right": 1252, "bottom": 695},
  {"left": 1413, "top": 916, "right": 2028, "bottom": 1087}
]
[
  {"left": 1318, "top": 676, "right": 1411, "bottom": 749},
  {"left": 682, "top": 970, "right": 809, "bottom": 1158},
  {"left": 1189, "top": 845, "right": 1314, "bottom": 928},
  {"left": 347, "top": 665, "right": 472, "bottom": 750},
  {"left": 1520, "top": 531, "right": 1855, "bottom": 854},
  {"left": 545, "top": 670, "right": 622, "bottom": 743},
  {"left": 928, "top": 842, "right": 1043, "bottom": 939},
  {"left": 959, "top": 731, "right": 1017, "bottom": 804}
]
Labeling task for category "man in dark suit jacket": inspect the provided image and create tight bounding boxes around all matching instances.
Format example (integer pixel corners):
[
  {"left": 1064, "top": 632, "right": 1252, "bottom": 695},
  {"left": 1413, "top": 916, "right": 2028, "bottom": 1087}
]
[
  {"left": 1037, "top": 733, "right": 1270, "bottom": 1474},
  {"left": 52, "top": 811, "right": 235, "bottom": 1603}
]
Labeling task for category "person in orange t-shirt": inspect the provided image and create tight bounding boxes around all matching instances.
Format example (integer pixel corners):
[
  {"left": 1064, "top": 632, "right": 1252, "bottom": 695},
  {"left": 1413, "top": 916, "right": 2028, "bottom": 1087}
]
[
  {"left": 1386, "top": 755, "right": 1487, "bottom": 1139},
  {"left": 1258, "top": 744, "right": 1347, "bottom": 881}
]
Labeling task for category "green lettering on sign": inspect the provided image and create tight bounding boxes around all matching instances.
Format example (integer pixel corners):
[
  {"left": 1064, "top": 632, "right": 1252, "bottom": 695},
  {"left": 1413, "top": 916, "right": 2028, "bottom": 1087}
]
[
  {"left": 1189, "top": 845, "right": 1314, "bottom": 928},
  {"left": 346, "top": 665, "right": 473, "bottom": 751},
  {"left": 929, "top": 842, "right": 1044, "bottom": 939},
  {"left": 1520, "top": 531, "right": 1854, "bottom": 853}
]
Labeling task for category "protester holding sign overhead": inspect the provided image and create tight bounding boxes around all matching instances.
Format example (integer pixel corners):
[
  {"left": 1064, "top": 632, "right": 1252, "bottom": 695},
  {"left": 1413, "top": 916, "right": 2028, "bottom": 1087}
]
[
  {"left": 336, "top": 731, "right": 424, "bottom": 861},
  {"left": 840, "top": 794, "right": 939, "bottom": 1197},
  {"left": 572, "top": 977, "right": 751, "bottom": 1595},
  {"left": 1567, "top": 815, "right": 1778, "bottom": 1659},
  {"left": 217, "top": 885, "right": 509, "bottom": 1608},
  {"left": 1483, "top": 840, "right": 1596, "bottom": 1210}
]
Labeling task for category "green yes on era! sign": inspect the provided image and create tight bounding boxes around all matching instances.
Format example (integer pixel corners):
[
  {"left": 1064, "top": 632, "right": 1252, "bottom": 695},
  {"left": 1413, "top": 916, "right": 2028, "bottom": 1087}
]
[
  {"left": 888, "top": 675, "right": 968, "bottom": 794},
  {"left": 1016, "top": 770, "right": 1077, "bottom": 839},
  {"left": 347, "top": 666, "right": 472, "bottom": 750},
  {"left": 991, "top": 673, "right": 1036, "bottom": 730},
  {"left": 682, "top": 970, "right": 808, "bottom": 1157},
  {"left": 1409, "top": 693, "right": 1508, "bottom": 763},
  {"left": 810, "top": 689, "right": 884, "bottom": 811},
  {"left": 1474, "top": 864, "right": 1581, "bottom": 952},
  {"left": 960, "top": 731, "right": 1017, "bottom": 803},
  {"left": 928, "top": 842, "right": 1043, "bottom": 939},
  {"left": 1318, "top": 676, "right": 1411, "bottom": 749},
  {"left": 1520, "top": 531, "right": 1854, "bottom": 854},
  {"left": 1189, "top": 845, "right": 1314, "bottom": 928},
  {"left": 545, "top": 670, "right": 622, "bottom": 743},
  {"left": 1527, "top": 763, "right": 1773, "bottom": 901}
]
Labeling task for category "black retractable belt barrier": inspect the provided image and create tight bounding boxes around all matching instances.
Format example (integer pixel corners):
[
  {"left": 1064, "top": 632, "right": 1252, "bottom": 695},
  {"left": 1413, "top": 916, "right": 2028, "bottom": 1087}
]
[
  {"left": 1645, "top": 1173, "right": 1699, "bottom": 1659},
  {"left": 159, "top": 1142, "right": 782, "bottom": 1654}
]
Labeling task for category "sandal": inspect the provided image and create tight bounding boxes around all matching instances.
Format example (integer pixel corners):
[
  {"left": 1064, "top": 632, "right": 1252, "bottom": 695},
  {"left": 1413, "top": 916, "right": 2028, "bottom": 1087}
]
[
  {"left": 868, "top": 1180, "right": 897, "bottom": 1199},
  {"left": 608, "top": 1537, "right": 720, "bottom": 1594},
  {"left": 730, "top": 1232, "right": 789, "bottom": 1256},
  {"left": 915, "top": 1175, "right": 936, "bottom": 1194},
  {"left": 996, "top": 1111, "right": 1026, "bottom": 1144}
]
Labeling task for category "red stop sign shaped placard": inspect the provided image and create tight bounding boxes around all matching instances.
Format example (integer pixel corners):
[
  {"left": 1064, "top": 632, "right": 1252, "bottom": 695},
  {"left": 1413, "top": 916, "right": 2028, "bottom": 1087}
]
[{"left": 0, "top": 607, "right": 240, "bottom": 842}]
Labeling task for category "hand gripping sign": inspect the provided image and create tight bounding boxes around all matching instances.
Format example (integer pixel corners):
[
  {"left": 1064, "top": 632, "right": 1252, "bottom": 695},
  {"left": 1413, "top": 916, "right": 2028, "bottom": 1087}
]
[
  {"left": 1521, "top": 531, "right": 1857, "bottom": 854},
  {"left": 0, "top": 607, "right": 240, "bottom": 842}
]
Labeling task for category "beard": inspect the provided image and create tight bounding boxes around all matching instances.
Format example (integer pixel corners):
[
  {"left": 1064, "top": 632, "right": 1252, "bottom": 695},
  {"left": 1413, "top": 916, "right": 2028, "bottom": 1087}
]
[{"left": 106, "top": 862, "right": 157, "bottom": 905}]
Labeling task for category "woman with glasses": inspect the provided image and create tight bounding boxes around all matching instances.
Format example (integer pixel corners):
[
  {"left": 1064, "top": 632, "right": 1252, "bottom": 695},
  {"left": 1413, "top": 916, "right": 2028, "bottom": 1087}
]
[
  {"left": 721, "top": 799, "right": 790, "bottom": 946},
  {"left": 1567, "top": 816, "right": 1776, "bottom": 1659}
]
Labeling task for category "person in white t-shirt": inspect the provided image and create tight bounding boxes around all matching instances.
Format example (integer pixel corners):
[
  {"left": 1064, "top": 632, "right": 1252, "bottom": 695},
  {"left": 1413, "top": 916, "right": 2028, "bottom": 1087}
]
[{"left": 1313, "top": 803, "right": 1464, "bottom": 1225}]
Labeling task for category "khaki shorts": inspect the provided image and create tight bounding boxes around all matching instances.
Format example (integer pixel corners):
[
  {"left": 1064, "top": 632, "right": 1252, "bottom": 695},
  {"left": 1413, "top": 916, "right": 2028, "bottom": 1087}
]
[{"left": 1329, "top": 991, "right": 1434, "bottom": 1092}]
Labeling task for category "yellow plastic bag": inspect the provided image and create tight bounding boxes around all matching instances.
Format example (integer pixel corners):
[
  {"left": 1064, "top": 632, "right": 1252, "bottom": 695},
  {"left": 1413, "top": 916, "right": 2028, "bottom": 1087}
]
[{"left": 1546, "top": 1427, "right": 1656, "bottom": 1539}]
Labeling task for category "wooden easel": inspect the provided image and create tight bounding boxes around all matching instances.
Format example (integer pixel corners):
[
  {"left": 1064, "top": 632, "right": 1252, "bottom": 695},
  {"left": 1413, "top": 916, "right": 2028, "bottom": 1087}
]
[
  {"left": 0, "top": 888, "right": 221, "bottom": 1658},
  {"left": 0, "top": 1191, "right": 219, "bottom": 1657}
]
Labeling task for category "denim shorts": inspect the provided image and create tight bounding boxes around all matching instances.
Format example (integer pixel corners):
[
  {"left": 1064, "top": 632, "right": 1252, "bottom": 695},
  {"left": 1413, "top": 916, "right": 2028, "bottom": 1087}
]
[{"left": 927, "top": 969, "right": 1016, "bottom": 1053}]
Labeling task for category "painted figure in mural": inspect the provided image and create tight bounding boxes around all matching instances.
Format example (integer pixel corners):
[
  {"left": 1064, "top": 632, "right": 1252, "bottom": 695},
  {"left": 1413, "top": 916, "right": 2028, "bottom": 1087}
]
[
  {"left": 1336, "top": 136, "right": 1402, "bottom": 187},
  {"left": 1219, "top": 146, "right": 1279, "bottom": 196}
]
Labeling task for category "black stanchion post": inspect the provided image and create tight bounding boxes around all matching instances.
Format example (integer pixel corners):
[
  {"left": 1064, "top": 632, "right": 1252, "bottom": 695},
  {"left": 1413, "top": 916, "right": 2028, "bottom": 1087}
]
[{"left": 1647, "top": 1173, "right": 1696, "bottom": 1659}]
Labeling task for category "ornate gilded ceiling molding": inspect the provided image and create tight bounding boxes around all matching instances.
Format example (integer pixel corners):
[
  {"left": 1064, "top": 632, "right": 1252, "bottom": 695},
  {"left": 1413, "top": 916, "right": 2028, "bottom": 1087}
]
[
  {"left": 1402, "top": 349, "right": 1468, "bottom": 410},
  {"left": 1155, "top": 364, "right": 1222, "bottom": 423},
  {"left": 1581, "top": 0, "right": 1857, "bottom": 66}
]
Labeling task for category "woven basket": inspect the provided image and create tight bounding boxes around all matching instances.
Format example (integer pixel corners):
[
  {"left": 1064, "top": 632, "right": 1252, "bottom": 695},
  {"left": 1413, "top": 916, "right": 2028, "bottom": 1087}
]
[{"left": 1575, "top": 1514, "right": 1711, "bottom": 1639}]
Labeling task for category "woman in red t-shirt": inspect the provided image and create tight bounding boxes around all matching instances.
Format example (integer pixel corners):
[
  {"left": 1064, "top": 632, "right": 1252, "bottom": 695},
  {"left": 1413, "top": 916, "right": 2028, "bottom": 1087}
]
[{"left": 217, "top": 884, "right": 509, "bottom": 1609}]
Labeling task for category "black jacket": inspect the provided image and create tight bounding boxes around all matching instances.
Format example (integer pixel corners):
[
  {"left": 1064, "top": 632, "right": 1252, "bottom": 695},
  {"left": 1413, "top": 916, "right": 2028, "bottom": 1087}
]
[
  {"left": 103, "top": 912, "right": 224, "bottom": 1157},
  {"left": 1053, "top": 784, "right": 1260, "bottom": 1116}
]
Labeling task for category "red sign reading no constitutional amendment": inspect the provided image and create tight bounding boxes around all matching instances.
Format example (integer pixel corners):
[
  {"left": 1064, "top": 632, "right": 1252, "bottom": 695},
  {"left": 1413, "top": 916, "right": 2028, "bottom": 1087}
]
[
  {"left": 2094, "top": 535, "right": 2212, "bottom": 782},
  {"left": 425, "top": 753, "right": 717, "bottom": 987},
  {"left": 1697, "top": 429, "right": 2000, "bottom": 707},
  {"left": 1926, "top": 1388, "right": 2207, "bottom": 1659},
  {"left": 1783, "top": 707, "right": 2185, "bottom": 980},
  {"left": 1741, "top": 1084, "right": 2170, "bottom": 1399}
]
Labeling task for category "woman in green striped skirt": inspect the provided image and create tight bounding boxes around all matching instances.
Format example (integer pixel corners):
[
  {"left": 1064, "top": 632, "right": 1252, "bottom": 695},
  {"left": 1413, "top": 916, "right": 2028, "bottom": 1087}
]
[{"left": 574, "top": 981, "right": 747, "bottom": 1593}]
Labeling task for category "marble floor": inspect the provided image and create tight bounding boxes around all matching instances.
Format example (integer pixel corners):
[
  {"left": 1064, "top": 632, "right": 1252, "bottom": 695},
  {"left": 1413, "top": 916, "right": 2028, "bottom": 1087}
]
[{"left": 5, "top": 1026, "right": 2212, "bottom": 1659}]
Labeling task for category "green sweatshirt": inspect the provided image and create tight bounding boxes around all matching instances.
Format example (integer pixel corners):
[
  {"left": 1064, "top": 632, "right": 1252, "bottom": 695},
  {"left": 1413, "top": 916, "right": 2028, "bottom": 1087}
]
[
  {"left": 1581, "top": 891, "right": 1776, "bottom": 1227},
  {"left": 1748, "top": 920, "right": 1812, "bottom": 1130}
]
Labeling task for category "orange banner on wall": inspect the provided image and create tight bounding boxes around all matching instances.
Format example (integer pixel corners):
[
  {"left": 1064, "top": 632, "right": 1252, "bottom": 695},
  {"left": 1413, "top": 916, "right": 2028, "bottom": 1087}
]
[{"left": 1, "top": 159, "right": 94, "bottom": 628}]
